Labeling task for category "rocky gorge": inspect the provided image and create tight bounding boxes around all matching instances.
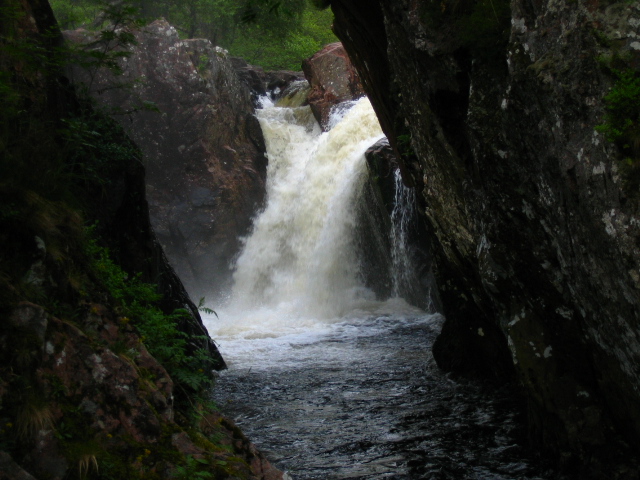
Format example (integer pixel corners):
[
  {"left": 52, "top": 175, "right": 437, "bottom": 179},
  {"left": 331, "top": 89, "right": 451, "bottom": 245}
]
[
  {"left": 0, "top": 1, "right": 283, "bottom": 479},
  {"left": 2, "top": 0, "right": 640, "bottom": 478},
  {"left": 326, "top": 0, "right": 640, "bottom": 477}
]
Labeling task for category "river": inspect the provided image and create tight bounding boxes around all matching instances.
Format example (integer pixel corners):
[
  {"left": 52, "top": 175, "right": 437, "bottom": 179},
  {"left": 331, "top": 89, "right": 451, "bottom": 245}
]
[{"left": 203, "top": 94, "right": 563, "bottom": 480}]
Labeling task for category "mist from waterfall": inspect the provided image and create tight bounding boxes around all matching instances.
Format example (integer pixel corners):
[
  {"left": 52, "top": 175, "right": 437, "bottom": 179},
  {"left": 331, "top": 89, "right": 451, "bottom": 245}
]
[{"left": 206, "top": 95, "right": 426, "bottom": 343}]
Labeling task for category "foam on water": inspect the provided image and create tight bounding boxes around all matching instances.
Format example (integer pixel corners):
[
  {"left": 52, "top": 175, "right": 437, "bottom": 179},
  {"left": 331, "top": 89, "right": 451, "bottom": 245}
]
[
  {"left": 204, "top": 96, "right": 401, "bottom": 351},
  {"left": 202, "top": 298, "right": 436, "bottom": 371}
]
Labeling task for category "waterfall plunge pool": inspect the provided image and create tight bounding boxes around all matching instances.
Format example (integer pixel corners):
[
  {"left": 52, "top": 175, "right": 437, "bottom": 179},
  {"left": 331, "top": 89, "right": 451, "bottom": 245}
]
[{"left": 203, "top": 96, "right": 563, "bottom": 480}]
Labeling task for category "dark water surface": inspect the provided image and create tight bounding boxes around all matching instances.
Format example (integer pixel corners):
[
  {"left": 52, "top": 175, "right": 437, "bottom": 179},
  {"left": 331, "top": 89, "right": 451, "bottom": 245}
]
[{"left": 211, "top": 313, "right": 564, "bottom": 480}]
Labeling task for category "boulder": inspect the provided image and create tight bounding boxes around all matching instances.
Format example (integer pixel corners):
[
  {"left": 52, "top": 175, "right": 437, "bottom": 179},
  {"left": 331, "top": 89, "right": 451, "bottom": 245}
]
[
  {"left": 302, "top": 42, "right": 365, "bottom": 129},
  {"left": 230, "top": 56, "right": 304, "bottom": 102},
  {"left": 65, "top": 21, "right": 268, "bottom": 302}
]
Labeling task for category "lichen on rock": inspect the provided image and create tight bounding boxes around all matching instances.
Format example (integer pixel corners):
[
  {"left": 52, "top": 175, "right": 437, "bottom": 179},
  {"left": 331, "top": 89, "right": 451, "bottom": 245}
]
[{"left": 329, "top": 0, "right": 640, "bottom": 476}]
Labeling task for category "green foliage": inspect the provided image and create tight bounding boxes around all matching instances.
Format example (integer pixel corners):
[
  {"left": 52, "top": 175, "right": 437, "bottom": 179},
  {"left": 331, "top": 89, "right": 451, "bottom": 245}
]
[
  {"left": 59, "top": 109, "right": 143, "bottom": 193},
  {"left": 0, "top": 0, "right": 146, "bottom": 205},
  {"left": 230, "top": 4, "right": 336, "bottom": 70},
  {"left": 50, "top": 0, "right": 338, "bottom": 72},
  {"left": 85, "top": 232, "right": 216, "bottom": 397},
  {"left": 198, "top": 297, "right": 218, "bottom": 318},
  {"left": 596, "top": 69, "right": 640, "bottom": 149},
  {"left": 596, "top": 68, "right": 640, "bottom": 194},
  {"left": 173, "top": 456, "right": 215, "bottom": 480}
]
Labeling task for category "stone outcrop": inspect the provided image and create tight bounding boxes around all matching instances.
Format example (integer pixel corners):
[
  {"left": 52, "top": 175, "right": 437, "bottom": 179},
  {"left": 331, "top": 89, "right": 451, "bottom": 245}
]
[
  {"left": 302, "top": 42, "right": 365, "bottom": 129},
  {"left": 230, "top": 56, "right": 304, "bottom": 103},
  {"left": 328, "top": 0, "right": 640, "bottom": 476},
  {"left": 65, "top": 21, "right": 269, "bottom": 301},
  {"left": 1, "top": 298, "right": 283, "bottom": 480},
  {"left": 360, "top": 139, "right": 438, "bottom": 311},
  {"left": 0, "top": 1, "right": 282, "bottom": 478}
]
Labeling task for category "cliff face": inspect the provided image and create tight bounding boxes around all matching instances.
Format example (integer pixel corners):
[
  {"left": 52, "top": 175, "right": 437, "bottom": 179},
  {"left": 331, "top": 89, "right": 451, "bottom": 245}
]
[
  {"left": 65, "top": 21, "right": 268, "bottom": 301},
  {"left": 329, "top": 0, "right": 640, "bottom": 475},
  {"left": 0, "top": 1, "right": 281, "bottom": 478}
]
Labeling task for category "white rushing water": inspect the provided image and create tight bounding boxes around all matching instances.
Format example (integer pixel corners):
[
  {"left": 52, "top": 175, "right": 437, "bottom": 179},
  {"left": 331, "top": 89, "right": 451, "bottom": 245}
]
[
  {"left": 202, "top": 94, "right": 561, "bottom": 480},
  {"left": 390, "top": 168, "right": 417, "bottom": 297},
  {"left": 204, "top": 95, "right": 428, "bottom": 363}
]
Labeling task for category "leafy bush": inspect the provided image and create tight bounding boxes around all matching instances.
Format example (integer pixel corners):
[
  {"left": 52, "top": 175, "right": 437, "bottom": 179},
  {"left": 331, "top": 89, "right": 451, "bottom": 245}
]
[
  {"left": 596, "top": 69, "right": 640, "bottom": 158},
  {"left": 231, "top": 6, "right": 336, "bottom": 69},
  {"left": 49, "top": 0, "right": 338, "bottom": 72},
  {"left": 86, "top": 232, "right": 215, "bottom": 396},
  {"left": 596, "top": 68, "right": 640, "bottom": 195}
]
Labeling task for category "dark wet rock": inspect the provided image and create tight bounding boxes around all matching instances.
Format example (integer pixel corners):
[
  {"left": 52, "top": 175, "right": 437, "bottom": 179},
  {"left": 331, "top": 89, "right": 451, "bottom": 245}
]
[
  {"left": 200, "top": 413, "right": 285, "bottom": 480},
  {"left": 361, "top": 139, "right": 439, "bottom": 311},
  {"left": 357, "top": 142, "right": 394, "bottom": 301},
  {"left": 302, "top": 42, "right": 365, "bottom": 130},
  {"left": 230, "top": 56, "right": 304, "bottom": 102},
  {"left": 329, "top": 0, "right": 640, "bottom": 476},
  {"left": 0, "top": 2, "right": 281, "bottom": 478},
  {"left": 0, "top": 453, "right": 37, "bottom": 480},
  {"left": 65, "top": 21, "right": 268, "bottom": 302}
]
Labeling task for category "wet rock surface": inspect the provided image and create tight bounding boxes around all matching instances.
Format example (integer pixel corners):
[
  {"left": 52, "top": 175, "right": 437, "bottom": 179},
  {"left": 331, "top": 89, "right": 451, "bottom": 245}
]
[
  {"left": 65, "top": 21, "right": 268, "bottom": 301},
  {"left": 332, "top": 0, "right": 640, "bottom": 478},
  {"left": 230, "top": 56, "right": 304, "bottom": 104},
  {"left": 302, "top": 42, "right": 365, "bottom": 130},
  {"left": 359, "top": 139, "right": 437, "bottom": 311},
  {"left": 328, "top": 0, "right": 640, "bottom": 475}
]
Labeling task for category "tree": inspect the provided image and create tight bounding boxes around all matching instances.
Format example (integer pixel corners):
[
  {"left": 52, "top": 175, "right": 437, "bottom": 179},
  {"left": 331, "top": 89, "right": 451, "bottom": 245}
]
[{"left": 50, "top": 0, "right": 338, "bottom": 71}]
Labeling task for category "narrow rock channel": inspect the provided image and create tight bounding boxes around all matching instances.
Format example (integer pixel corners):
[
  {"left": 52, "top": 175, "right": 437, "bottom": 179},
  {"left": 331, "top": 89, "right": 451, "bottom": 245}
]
[
  {"left": 208, "top": 311, "right": 563, "bottom": 480},
  {"left": 204, "top": 94, "right": 564, "bottom": 480}
]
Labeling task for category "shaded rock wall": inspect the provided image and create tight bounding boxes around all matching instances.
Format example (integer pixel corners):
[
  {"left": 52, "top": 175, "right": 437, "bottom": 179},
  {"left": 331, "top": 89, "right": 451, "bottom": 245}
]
[
  {"left": 329, "top": 0, "right": 640, "bottom": 475},
  {"left": 66, "top": 21, "right": 268, "bottom": 301},
  {"left": 361, "top": 139, "right": 438, "bottom": 311},
  {"left": 0, "top": 1, "right": 282, "bottom": 478}
]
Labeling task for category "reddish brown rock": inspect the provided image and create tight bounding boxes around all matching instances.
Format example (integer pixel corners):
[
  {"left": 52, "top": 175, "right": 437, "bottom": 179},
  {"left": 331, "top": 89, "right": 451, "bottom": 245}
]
[
  {"left": 65, "top": 21, "right": 268, "bottom": 301},
  {"left": 1, "top": 299, "right": 284, "bottom": 480},
  {"left": 302, "top": 42, "right": 365, "bottom": 130}
]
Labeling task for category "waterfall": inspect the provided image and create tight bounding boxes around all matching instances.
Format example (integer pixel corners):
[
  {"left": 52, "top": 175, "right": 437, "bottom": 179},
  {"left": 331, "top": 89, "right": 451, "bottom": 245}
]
[
  {"left": 390, "top": 168, "right": 416, "bottom": 297},
  {"left": 207, "top": 95, "right": 432, "bottom": 339},
  {"left": 201, "top": 92, "right": 552, "bottom": 480}
]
